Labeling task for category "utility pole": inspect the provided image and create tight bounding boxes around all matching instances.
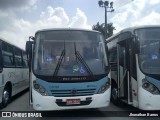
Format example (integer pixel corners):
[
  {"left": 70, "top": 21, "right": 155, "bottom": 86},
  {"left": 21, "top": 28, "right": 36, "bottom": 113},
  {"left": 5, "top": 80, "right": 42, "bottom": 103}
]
[{"left": 98, "top": 0, "right": 114, "bottom": 38}]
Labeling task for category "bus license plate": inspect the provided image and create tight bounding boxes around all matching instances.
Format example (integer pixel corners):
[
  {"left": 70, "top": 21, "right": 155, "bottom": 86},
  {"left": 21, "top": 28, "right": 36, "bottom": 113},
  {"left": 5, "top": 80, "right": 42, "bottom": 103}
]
[{"left": 66, "top": 99, "right": 80, "bottom": 105}]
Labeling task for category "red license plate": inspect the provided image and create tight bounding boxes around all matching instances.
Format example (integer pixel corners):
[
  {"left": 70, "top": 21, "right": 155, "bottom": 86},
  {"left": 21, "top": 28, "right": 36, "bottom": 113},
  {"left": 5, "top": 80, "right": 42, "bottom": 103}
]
[{"left": 66, "top": 99, "right": 80, "bottom": 105}]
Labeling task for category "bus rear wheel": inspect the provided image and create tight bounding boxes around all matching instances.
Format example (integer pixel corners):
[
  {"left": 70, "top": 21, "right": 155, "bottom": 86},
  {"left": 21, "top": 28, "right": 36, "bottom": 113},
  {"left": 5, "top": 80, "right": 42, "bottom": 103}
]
[{"left": 0, "top": 86, "right": 11, "bottom": 108}]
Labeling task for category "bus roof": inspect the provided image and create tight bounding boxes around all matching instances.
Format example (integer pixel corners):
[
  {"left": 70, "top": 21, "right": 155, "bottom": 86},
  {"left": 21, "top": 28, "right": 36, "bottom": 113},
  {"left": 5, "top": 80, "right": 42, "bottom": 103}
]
[
  {"left": 0, "top": 37, "right": 24, "bottom": 51},
  {"left": 106, "top": 25, "right": 160, "bottom": 43},
  {"left": 119, "top": 25, "right": 160, "bottom": 33},
  {"left": 35, "top": 28, "right": 101, "bottom": 34}
]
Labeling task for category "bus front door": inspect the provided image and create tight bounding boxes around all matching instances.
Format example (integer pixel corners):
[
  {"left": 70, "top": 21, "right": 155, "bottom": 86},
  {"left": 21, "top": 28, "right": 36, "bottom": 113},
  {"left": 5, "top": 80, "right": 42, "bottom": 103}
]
[{"left": 117, "top": 40, "right": 131, "bottom": 103}]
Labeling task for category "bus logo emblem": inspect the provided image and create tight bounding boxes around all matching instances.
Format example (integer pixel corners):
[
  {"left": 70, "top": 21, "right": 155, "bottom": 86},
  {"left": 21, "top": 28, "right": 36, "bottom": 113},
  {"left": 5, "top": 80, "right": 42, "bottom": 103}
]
[{"left": 71, "top": 89, "right": 77, "bottom": 95}]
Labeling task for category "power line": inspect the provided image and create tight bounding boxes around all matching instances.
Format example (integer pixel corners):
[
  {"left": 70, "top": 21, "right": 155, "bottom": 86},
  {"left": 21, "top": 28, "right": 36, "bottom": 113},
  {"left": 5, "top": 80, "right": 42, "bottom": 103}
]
[{"left": 115, "top": 0, "right": 134, "bottom": 10}]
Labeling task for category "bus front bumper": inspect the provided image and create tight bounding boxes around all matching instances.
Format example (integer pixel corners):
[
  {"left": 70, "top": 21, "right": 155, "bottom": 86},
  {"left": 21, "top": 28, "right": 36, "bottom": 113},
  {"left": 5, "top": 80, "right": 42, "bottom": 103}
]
[
  {"left": 139, "top": 88, "right": 160, "bottom": 110},
  {"left": 32, "top": 88, "right": 111, "bottom": 111}
]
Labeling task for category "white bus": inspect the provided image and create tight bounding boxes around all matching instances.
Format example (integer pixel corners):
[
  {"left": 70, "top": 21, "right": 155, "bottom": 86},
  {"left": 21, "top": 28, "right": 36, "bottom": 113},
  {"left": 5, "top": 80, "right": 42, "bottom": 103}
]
[
  {"left": 26, "top": 28, "right": 111, "bottom": 111},
  {"left": 106, "top": 25, "right": 160, "bottom": 110},
  {"left": 0, "top": 38, "right": 29, "bottom": 108}
]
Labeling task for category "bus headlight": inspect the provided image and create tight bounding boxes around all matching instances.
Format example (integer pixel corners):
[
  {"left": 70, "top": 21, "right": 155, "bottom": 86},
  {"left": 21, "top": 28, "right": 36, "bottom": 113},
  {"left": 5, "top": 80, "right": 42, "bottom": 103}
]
[
  {"left": 98, "top": 79, "right": 110, "bottom": 94},
  {"left": 34, "top": 84, "right": 40, "bottom": 89},
  {"left": 33, "top": 81, "right": 48, "bottom": 96},
  {"left": 39, "top": 87, "right": 45, "bottom": 93},
  {"left": 142, "top": 79, "right": 160, "bottom": 95}
]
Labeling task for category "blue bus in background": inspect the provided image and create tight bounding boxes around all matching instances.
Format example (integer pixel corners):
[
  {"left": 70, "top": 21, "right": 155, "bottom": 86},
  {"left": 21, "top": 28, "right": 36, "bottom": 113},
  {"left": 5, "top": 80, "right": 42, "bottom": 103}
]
[{"left": 26, "top": 28, "right": 111, "bottom": 110}]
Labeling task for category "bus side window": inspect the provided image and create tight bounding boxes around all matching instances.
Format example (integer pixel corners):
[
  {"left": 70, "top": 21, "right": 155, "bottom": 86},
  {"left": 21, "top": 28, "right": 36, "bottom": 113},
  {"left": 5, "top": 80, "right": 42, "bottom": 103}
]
[
  {"left": 15, "top": 48, "right": 23, "bottom": 67},
  {"left": 109, "top": 49, "right": 117, "bottom": 63},
  {"left": 2, "top": 42, "right": 15, "bottom": 67},
  {"left": 23, "top": 60, "right": 28, "bottom": 68},
  {"left": 22, "top": 51, "right": 28, "bottom": 68}
]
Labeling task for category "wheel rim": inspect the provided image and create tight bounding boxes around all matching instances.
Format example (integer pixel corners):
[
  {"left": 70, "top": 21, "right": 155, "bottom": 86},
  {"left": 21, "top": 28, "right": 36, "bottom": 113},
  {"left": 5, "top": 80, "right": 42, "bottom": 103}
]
[
  {"left": 112, "top": 88, "right": 118, "bottom": 100},
  {"left": 3, "top": 90, "right": 10, "bottom": 104}
]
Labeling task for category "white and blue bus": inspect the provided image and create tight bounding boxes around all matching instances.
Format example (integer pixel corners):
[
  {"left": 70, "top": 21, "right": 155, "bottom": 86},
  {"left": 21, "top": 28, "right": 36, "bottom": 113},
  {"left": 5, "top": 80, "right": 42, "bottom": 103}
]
[
  {"left": 106, "top": 25, "right": 160, "bottom": 110},
  {"left": 26, "top": 28, "right": 111, "bottom": 110},
  {"left": 0, "top": 37, "right": 29, "bottom": 108}
]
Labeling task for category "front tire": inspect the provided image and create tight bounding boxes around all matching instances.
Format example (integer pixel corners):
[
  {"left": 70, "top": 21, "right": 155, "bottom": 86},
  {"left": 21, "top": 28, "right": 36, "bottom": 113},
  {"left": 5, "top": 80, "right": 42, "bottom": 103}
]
[
  {"left": 0, "top": 86, "right": 11, "bottom": 108},
  {"left": 111, "top": 85, "right": 119, "bottom": 105},
  {"left": 111, "top": 85, "right": 124, "bottom": 106}
]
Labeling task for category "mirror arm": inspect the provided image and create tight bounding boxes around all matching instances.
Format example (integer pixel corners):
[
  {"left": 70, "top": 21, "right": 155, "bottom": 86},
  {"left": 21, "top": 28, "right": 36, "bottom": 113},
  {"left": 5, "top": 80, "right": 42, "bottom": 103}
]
[{"left": 29, "top": 36, "right": 35, "bottom": 41}]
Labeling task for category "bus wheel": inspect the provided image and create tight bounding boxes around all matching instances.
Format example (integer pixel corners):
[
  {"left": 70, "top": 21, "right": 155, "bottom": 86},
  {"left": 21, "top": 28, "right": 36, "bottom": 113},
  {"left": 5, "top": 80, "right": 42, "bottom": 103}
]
[
  {"left": 1, "top": 86, "right": 11, "bottom": 108},
  {"left": 111, "top": 85, "right": 119, "bottom": 105},
  {"left": 111, "top": 85, "right": 124, "bottom": 106}
]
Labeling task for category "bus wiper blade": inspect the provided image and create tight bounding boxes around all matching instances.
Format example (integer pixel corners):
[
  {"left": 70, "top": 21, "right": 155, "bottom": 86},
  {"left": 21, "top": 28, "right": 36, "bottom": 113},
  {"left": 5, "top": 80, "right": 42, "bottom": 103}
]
[
  {"left": 53, "top": 41, "right": 66, "bottom": 76},
  {"left": 76, "top": 51, "right": 93, "bottom": 76},
  {"left": 74, "top": 43, "right": 93, "bottom": 76},
  {"left": 53, "top": 50, "right": 65, "bottom": 76}
]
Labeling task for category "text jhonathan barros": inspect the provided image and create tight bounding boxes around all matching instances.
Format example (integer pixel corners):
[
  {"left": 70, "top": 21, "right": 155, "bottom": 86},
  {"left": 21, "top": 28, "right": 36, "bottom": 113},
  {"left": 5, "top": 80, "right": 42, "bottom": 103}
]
[{"left": 129, "top": 113, "right": 158, "bottom": 117}]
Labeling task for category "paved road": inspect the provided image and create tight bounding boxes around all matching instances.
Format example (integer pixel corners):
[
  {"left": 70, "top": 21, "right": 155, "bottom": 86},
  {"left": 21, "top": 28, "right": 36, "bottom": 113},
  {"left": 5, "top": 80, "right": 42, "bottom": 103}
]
[{"left": 0, "top": 89, "right": 159, "bottom": 120}]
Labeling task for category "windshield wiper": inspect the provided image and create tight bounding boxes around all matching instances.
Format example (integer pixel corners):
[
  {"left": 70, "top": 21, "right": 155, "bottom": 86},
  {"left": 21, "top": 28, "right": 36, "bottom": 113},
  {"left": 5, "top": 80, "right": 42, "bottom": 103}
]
[
  {"left": 53, "top": 41, "right": 65, "bottom": 76},
  {"left": 74, "top": 43, "right": 93, "bottom": 76}
]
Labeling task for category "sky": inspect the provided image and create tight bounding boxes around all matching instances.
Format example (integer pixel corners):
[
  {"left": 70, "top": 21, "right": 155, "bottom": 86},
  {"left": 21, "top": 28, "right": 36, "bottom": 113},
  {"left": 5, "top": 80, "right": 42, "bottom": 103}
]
[{"left": 0, "top": 0, "right": 160, "bottom": 49}]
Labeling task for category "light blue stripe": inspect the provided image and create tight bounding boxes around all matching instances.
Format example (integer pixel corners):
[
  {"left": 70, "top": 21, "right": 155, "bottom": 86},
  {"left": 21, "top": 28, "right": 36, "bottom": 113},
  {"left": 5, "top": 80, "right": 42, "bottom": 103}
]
[
  {"left": 36, "top": 76, "right": 109, "bottom": 96},
  {"left": 146, "top": 76, "right": 160, "bottom": 90}
]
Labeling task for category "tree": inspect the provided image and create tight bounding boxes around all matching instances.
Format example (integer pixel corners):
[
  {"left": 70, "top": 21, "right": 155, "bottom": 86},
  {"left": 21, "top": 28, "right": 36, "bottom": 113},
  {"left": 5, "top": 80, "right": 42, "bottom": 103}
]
[{"left": 92, "top": 22, "right": 115, "bottom": 39}]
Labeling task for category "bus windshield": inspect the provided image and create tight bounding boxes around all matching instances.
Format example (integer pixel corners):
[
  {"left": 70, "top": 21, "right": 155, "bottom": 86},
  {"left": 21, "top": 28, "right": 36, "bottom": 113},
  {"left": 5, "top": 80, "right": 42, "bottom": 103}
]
[
  {"left": 33, "top": 30, "right": 108, "bottom": 79},
  {"left": 135, "top": 28, "right": 160, "bottom": 75}
]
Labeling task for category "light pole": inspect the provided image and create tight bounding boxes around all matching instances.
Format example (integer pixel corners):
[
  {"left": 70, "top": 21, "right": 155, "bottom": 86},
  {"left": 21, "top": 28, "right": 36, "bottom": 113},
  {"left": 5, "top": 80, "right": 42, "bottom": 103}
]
[{"left": 98, "top": 0, "right": 114, "bottom": 38}]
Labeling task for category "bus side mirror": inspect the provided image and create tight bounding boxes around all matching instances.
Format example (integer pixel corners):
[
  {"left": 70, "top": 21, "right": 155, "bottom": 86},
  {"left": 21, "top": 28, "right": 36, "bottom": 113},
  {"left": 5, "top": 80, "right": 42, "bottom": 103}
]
[
  {"left": 26, "top": 36, "right": 34, "bottom": 54},
  {"left": 26, "top": 41, "right": 33, "bottom": 55},
  {"left": 0, "top": 42, "right": 2, "bottom": 72},
  {"left": 26, "top": 36, "right": 34, "bottom": 71}
]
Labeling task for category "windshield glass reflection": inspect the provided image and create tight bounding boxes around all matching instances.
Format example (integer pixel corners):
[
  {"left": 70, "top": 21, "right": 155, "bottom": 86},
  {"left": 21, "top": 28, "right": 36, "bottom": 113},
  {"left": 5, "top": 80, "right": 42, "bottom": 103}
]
[
  {"left": 33, "top": 30, "right": 108, "bottom": 77},
  {"left": 136, "top": 28, "right": 160, "bottom": 75}
]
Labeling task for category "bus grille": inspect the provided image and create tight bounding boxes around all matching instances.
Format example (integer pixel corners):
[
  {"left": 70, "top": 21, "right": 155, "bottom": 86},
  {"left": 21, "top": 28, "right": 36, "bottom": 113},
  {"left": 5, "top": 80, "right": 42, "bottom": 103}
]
[{"left": 50, "top": 89, "right": 96, "bottom": 97}]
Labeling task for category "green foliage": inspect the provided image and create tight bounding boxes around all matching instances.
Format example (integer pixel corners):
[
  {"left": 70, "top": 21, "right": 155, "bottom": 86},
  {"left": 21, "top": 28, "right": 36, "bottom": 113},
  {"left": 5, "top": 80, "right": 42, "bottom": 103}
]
[{"left": 92, "top": 22, "right": 115, "bottom": 39}]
